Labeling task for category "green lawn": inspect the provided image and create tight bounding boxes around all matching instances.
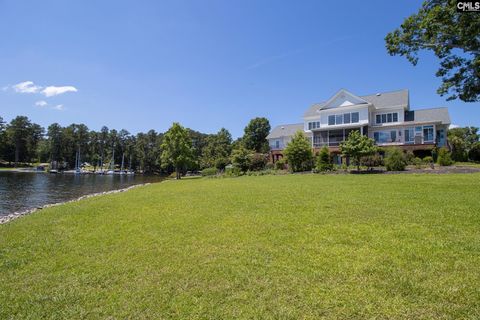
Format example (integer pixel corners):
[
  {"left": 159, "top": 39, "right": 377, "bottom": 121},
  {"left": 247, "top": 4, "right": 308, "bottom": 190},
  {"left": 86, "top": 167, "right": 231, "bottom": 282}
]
[{"left": 1, "top": 174, "right": 480, "bottom": 319}]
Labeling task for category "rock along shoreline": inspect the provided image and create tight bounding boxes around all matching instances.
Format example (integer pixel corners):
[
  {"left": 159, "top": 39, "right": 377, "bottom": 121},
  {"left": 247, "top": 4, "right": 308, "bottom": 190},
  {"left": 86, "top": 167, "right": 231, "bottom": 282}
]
[{"left": 0, "top": 183, "right": 151, "bottom": 225}]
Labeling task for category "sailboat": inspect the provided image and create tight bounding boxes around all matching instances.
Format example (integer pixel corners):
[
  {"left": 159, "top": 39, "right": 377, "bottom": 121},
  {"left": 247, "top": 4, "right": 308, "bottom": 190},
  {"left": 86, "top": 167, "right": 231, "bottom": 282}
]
[
  {"left": 75, "top": 147, "right": 82, "bottom": 174},
  {"left": 105, "top": 145, "right": 115, "bottom": 175},
  {"left": 126, "top": 154, "right": 134, "bottom": 175},
  {"left": 119, "top": 153, "right": 125, "bottom": 175}
]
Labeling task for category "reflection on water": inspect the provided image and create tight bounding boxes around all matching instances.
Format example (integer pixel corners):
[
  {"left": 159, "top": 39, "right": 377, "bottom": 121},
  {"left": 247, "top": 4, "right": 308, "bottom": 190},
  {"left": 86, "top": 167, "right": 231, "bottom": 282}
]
[{"left": 0, "top": 172, "right": 163, "bottom": 216}]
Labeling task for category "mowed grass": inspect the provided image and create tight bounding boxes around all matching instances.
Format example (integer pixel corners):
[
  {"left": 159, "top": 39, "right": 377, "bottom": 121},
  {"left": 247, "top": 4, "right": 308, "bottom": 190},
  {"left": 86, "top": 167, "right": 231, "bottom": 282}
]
[{"left": 1, "top": 174, "right": 480, "bottom": 319}]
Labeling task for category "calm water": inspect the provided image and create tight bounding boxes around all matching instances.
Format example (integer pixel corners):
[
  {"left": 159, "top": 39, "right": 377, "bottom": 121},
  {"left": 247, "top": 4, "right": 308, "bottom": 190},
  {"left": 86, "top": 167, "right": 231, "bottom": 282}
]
[{"left": 0, "top": 171, "right": 164, "bottom": 216}]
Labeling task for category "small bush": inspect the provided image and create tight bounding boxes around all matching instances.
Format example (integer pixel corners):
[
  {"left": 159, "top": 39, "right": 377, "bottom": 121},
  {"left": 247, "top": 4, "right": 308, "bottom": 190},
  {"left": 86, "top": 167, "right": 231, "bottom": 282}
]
[
  {"left": 250, "top": 153, "right": 268, "bottom": 171},
  {"left": 201, "top": 167, "right": 218, "bottom": 176},
  {"left": 265, "top": 163, "right": 274, "bottom": 170},
  {"left": 385, "top": 148, "right": 406, "bottom": 171},
  {"left": 423, "top": 156, "right": 433, "bottom": 164},
  {"left": 405, "top": 151, "right": 415, "bottom": 164},
  {"left": 275, "top": 158, "right": 286, "bottom": 170},
  {"left": 360, "top": 154, "right": 384, "bottom": 169},
  {"left": 214, "top": 157, "right": 229, "bottom": 171},
  {"left": 315, "top": 146, "right": 333, "bottom": 172},
  {"left": 437, "top": 148, "right": 453, "bottom": 166},
  {"left": 412, "top": 157, "right": 423, "bottom": 169},
  {"left": 468, "top": 142, "right": 480, "bottom": 162},
  {"left": 225, "top": 166, "right": 242, "bottom": 177}
]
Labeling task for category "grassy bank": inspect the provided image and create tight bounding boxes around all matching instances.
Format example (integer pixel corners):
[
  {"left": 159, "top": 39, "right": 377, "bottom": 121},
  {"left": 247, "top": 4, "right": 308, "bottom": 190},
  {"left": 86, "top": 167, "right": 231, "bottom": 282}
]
[{"left": 1, "top": 174, "right": 480, "bottom": 319}]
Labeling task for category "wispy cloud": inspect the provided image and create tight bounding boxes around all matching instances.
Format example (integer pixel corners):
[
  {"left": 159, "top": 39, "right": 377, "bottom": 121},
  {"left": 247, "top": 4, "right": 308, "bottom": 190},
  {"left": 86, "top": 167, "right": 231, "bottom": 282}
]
[
  {"left": 449, "top": 124, "right": 459, "bottom": 129},
  {"left": 35, "top": 100, "right": 48, "bottom": 107},
  {"left": 6, "top": 81, "right": 78, "bottom": 97},
  {"left": 42, "top": 86, "right": 77, "bottom": 97},
  {"left": 13, "top": 81, "right": 42, "bottom": 94},
  {"left": 53, "top": 104, "right": 64, "bottom": 111},
  {"left": 246, "top": 49, "right": 304, "bottom": 70},
  {"left": 246, "top": 36, "right": 352, "bottom": 71}
]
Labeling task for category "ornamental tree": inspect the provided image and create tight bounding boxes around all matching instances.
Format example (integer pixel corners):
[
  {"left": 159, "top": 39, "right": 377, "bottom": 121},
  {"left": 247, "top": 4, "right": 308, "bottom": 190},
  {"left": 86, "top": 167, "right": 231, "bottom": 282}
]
[
  {"left": 339, "top": 130, "right": 377, "bottom": 171},
  {"left": 284, "top": 131, "right": 313, "bottom": 172}
]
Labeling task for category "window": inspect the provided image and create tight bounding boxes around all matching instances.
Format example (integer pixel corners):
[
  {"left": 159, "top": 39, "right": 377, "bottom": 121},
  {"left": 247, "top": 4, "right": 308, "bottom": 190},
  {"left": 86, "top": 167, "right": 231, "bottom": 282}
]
[
  {"left": 351, "top": 112, "right": 359, "bottom": 123},
  {"left": 391, "top": 130, "right": 397, "bottom": 142},
  {"left": 373, "top": 130, "right": 397, "bottom": 144},
  {"left": 328, "top": 130, "right": 344, "bottom": 146},
  {"left": 327, "top": 112, "right": 359, "bottom": 125},
  {"left": 328, "top": 115, "right": 335, "bottom": 126},
  {"left": 405, "top": 128, "right": 414, "bottom": 143},
  {"left": 275, "top": 140, "right": 280, "bottom": 149},
  {"left": 423, "top": 125, "right": 434, "bottom": 142},
  {"left": 376, "top": 112, "right": 399, "bottom": 124},
  {"left": 308, "top": 121, "right": 320, "bottom": 130},
  {"left": 335, "top": 114, "right": 343, "bottom": 125}
]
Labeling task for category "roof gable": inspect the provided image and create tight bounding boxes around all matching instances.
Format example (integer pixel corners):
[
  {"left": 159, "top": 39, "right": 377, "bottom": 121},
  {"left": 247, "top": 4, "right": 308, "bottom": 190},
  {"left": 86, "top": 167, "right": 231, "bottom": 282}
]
[
  {"left": 321, "top": 89, "right": 369, "bottom": 110},
  {"left": 304, "top": 89, "right": 409, "bottom": 118}
]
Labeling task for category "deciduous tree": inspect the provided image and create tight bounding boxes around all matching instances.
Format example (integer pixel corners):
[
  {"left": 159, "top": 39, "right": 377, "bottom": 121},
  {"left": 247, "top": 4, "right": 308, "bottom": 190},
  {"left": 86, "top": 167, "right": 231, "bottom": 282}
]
[
  {"left": 385, "top": 0, "right": 480, "bottom": 102},
  {"left": 284, "top": 131, "right": 313, "bottom": 172},
  {"left": 339, "top": 130, "right": 377, "bottom": 171},
  {"left": 161, "top": 123, "right": 194, "bottom": 179}
]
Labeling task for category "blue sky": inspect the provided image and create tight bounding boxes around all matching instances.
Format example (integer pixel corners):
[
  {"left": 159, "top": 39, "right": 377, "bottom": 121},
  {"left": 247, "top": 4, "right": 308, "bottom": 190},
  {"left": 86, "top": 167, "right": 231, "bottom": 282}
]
[{"left": 0, "top": 0, "right": 478, "bottom": 138}]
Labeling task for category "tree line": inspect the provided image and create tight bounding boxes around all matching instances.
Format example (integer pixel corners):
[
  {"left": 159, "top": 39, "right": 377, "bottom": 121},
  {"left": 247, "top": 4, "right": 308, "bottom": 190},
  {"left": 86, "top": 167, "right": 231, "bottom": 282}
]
[{"left": 0, "top": 115, "right": 271, "bottom": 175}]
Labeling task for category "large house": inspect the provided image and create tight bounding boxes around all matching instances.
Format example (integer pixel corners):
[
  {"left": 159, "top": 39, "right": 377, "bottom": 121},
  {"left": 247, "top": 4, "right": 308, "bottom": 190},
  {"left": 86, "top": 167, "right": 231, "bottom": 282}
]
[{"left": 267, "top": 89, "right": 451, "bottom": 164}]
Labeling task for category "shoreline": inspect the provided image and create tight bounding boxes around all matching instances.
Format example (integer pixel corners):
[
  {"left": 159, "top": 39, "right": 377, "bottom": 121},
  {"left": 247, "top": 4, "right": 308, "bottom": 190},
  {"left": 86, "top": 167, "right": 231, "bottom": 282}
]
[{"left": 0, "top": 183, "right": 151, "bottom": 225}]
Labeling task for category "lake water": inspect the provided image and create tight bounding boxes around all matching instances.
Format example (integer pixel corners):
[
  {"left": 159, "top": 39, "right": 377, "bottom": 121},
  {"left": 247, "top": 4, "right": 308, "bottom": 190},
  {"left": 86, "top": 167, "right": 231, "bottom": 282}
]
[{"left": 0, "top": 171, "right": 164, "bottom": 216}]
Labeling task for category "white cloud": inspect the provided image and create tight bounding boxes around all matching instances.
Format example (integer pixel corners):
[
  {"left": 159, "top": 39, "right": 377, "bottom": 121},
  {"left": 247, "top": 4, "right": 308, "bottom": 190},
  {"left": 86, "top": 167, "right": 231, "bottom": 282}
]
[
  {"left": 53, "top": 104, "right": 64, "bottom": 111},
  {"left": 35, "top": 100, "right": 48, "bottom": 107},
  {"left": 13, "top": 81, "right": 42, "bottom": 94},
  {"left": 42, "top": 86, "right": 77, "bottom": 97},
  {"left": 449, "top": 124, "right": 459, "bottom": 129}
]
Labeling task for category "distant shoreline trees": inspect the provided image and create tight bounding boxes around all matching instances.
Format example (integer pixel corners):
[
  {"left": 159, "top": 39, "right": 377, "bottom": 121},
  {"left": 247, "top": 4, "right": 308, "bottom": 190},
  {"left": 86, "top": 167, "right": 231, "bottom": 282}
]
[{"left": 0, "top": 114, "right": 273, "bottom": 176}]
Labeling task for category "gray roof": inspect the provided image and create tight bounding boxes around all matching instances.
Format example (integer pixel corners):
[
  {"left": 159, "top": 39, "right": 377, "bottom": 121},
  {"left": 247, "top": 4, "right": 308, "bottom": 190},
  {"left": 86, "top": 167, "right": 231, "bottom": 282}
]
[
  {"left": 304, "top": 89, "right": 409, "bottom": 117},
  {"left": 267, "top": 123, "right": 311, "bottom": 139},
  {"left": 412, "top": 107, "right": 451, "bottom": 125}
]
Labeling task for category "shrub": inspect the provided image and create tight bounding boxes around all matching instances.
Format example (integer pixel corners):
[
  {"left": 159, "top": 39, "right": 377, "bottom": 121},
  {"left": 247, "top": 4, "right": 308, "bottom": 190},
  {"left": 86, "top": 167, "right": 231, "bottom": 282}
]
[
  {"left": 225, "top": 166, "right": 242, "bottom": 177},
  {"left": 468, "top": 142, "right": 480, "bottom": 162},
  {"left": 284, "top": 131, "right": 314, "bottom": 172},
  {"left": 265, "top": 163, "right": 274, "bottom": 170},
  {"left": 274, "top": 158, "right": 286, "bottom": 170},
  {"left": 250, "top": 153, "right": 268, "bottom": 171},
  {"left": 360, "top": 154, "right": 384, "bottom": 169},
  {"left": 437, "top": 147, "right": 453, "bottom": 166},
  {"left": 230, "top": 146, "right": 253, "bottom": 172},
  {"left": 431, "top": 146, "right": 438, "bottom": 163},
  {"left": 201, "top": 167, "right": 218, "bottom": 176},
  {"left": 412, "top": 157, "right": 423, "bottom": 169},
  {"left": 315, "top": 146, "right": 333, "bottom": 172},
  {"left": 423, "top": 156, "right": 433, "bottom": 164},
  {"left": 404, "top": 151, "right": 415, "bottom": 164},
  {"left": 214, "top": 157, "right": 229, "bottom": 171},
  {"left": 384, "top": 148, "right": 406, "bottom": 171}
]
